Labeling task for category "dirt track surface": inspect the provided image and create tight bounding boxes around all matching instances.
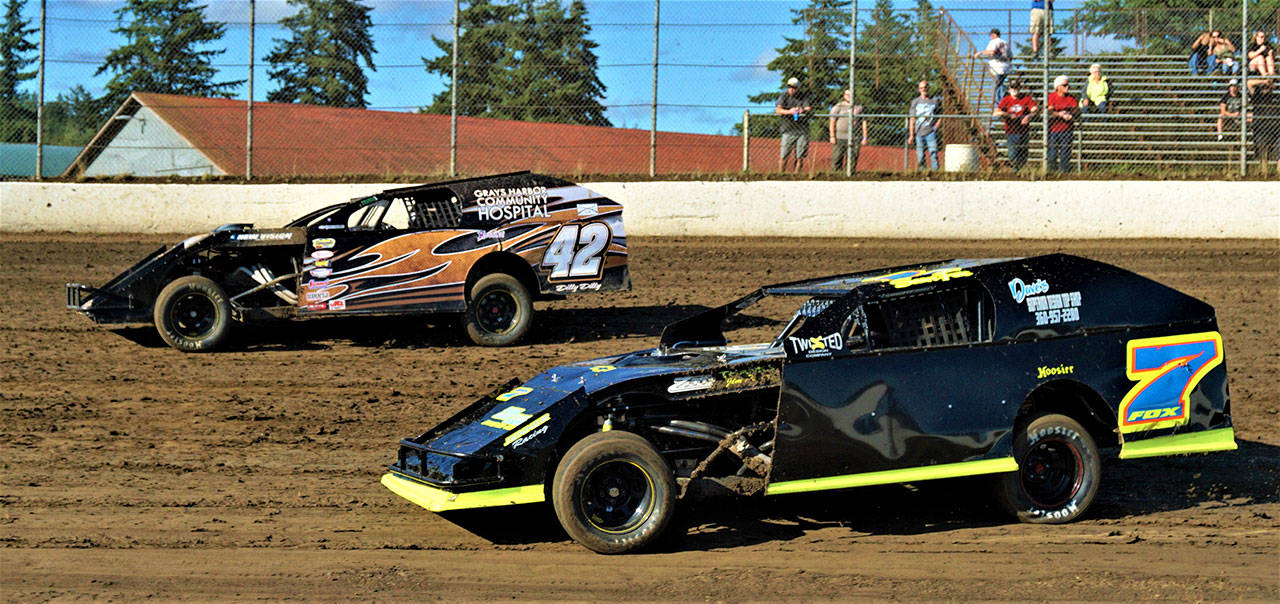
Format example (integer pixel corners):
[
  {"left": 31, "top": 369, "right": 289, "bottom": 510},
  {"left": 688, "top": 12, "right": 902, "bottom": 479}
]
[{"left": 2, "top": 234, "right": 1277, "bottom": 601}]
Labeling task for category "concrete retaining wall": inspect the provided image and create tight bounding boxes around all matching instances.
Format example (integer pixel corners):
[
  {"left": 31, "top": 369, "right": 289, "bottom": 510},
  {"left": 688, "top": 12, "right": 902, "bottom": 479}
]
[{"left": 3, "top": 181, "right": 1277, "bottom": 238}]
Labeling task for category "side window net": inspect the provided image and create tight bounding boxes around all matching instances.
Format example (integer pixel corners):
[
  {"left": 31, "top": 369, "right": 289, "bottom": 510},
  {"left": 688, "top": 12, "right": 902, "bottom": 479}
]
[
  {"left": 867, "top": 285, "right": 992, "bottom": 350},
  {"left": 405, "top": 189, "right": 463, "bottom": 230}
]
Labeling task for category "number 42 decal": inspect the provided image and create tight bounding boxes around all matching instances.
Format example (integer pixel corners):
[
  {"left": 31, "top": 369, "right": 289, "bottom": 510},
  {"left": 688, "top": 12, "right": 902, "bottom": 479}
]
[
  {"left": 1118, "top": 331, "right": 1223, "bottom": 434},
  {"left": 542, "top": 223, "right": 611, "bottom": 281}
]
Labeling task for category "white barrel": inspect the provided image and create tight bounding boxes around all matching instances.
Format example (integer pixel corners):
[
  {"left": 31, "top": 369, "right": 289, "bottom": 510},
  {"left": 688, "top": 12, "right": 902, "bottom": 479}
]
[{"left": 944, "top": 144, "right": 979, "bottom": 172}]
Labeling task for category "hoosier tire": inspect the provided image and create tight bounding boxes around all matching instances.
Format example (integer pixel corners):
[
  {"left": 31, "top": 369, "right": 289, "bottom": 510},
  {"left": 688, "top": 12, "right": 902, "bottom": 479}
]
[
  {"left": 999, "top": 413, "right": 1100, "bottom": 524},
  {"left": 463, "top": 273, "right": 533, "bottom": 346},
  {"left": 153, "top": 276, "right": 232, "bottom": 352},
  {"left": 552, "top": 431, "right": 676, "bottom": 554}
]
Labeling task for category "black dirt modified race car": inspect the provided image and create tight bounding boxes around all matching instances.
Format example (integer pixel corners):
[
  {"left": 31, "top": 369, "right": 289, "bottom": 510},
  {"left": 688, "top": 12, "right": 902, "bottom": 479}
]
[
  {"left": 66, "top": 172, "right": 630, "bottom": 351},
  {"left": 382, "top": 254, "right": 1236, "bottom": 553}
]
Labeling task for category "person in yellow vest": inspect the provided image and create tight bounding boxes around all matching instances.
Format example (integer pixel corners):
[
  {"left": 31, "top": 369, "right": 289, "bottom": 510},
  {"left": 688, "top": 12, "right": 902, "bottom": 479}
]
[{"left": 1081, "top": 63, "right": 1113, "bottom": 114}]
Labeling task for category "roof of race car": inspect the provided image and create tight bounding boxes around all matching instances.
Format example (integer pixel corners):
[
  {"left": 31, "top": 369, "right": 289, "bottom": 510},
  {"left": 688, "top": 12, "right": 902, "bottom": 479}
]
[{"left": 759, "top": 257, "right": 1018, "bottom": 296}]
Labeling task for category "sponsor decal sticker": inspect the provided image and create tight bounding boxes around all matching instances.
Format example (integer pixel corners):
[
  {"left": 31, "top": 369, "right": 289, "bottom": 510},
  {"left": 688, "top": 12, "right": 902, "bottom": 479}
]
[
  {"left": 482, "top": 405, "right": 533, "bottom": 430},
  {"left": 576, "top": 202, "right": 599, "bottom": 217},
  {"left": 476, "top": 229, "right": 506, "bottom": 242},
  {"left": 589, "top": 365, "right": 616, "bottom": 373},
  {"left": 310, "top": 250, "right": 335, "bottom": 260},
  {"left": 1025, "top": 291, "right": 1082, "bottom": 326},
  {"left": 231, "top": 232, "right": 294, "bottom": 241},
  {"left": 305, "top": 291, "right": 331, "bottom": 302},
  {"left": 503, "top": 413, "right": 551, "bottom": 447},
  {"left": 1008, "top": 277, "right": 1050, "bottom": 303},
  {"left": 495, "top": 386, "right": 533, "bottom": 402},
  {"left": 554, "top": 282, "right": 603, "bottom": 293},
  {"left": 309, "top": 268, "right": 332, "bottom": 278},
  {"left": 472, "top": 186, "right": 550, "bottom": 221},
  {"left": 317, "top": 224, "right": 344, "bottom": 230},
  {"left": 313, "top": 259, "right": 331, "bottom": 268},
  {"left": 327, "top": 299, "right": 346, "bottom": 311},
  {"left": 1118, "top": 331, "right": 1223, "bottom": 434},
  {"left": 1036, "top": 364, "right": 1074, "bottom": 379},
  {"left": 868, "top": 266, "right": 974, "bottom": 289},
  {"left": 311, "top": 238, "right": 336, "bottom": 249},
  {"left": 719, "top": 365, "right": 781, "bottom": 389},
  {"left": 668, "top": 376, "right": 715, "bottom": 394},
  {"left": 304, "top": 303, "right": 327, "bottom": 311},
  {"left": 787, "top": 332, "right": 845, "bottom": 357},
  {"left": 305, "top": 279, "right": 330, "bottom": 289}
]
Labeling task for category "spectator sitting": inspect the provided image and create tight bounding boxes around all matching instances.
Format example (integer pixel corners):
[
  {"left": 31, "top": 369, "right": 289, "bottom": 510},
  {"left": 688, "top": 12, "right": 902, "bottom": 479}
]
[
  {"left": 1190, "top": 30, "right": 1213, "bottom": 75},
  {"left": 1247, "top": 30, "right": 1275, "bottom": 94},
  {"left": 1217, "top": 79, "right": 1242, "bottom": 141},
  {"left": 1211, "top": 30, "right": 1238, "bottom": 75},
  {"left": 973, "top": 28, "right": 1012, "bottom": 104},
  {"left": 1081, "top": 63, "right": 1113, "bottom": 114}
]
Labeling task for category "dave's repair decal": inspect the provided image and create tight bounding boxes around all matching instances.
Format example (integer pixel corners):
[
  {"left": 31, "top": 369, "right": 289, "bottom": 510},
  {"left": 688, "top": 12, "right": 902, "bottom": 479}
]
[
  {"left": 1008, "top": 277, "right": 1050, "bottom": 303},
  {"left": 787, "top": 332, "right": 844, "bottom": 358},
  {"left": 1118, "top": 331, "right": 1223, "bottom": 434},
  {"left": 1010, "top": 278, "right": 1082, "bottom": 326},
  {"left": 311, "top": 238, "right": 336, "bottom": 249},
  {"left": 503, "top": 413, "right": 551, "bottom": 447},
  {"left": 473, "top": 187, "right": 550, "bottom": 221}
]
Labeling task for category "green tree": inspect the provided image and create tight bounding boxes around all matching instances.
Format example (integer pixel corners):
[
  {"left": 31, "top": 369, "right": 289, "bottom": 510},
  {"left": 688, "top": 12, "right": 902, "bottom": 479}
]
[
  {"left": 44, "top": 85, "right": 106, "bottom": 146},
  {"left": 1076, "top": 0, "right": 1280, "bottom": 55},
  {"left": 853, "top": 0, "right": 926, "bottom": 144},
  {"left": 424, "top": 0, "right": 609, "bottom": 126},
  {"left": 0, "top": 0, "right": 37, "bottom": 142},
  {"left": 266, "top": 0, "right": 376, "bottom": 108},
  {"left": 96, "top": 0, "right": 241, "bottom": 111},
  {"left": 744, "top": 0, "right": 852, "bottom": 138}
]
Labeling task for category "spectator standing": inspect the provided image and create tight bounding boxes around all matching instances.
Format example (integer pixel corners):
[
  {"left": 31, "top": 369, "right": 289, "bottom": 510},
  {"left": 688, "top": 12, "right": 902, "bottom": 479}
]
[
  {"left": 829, "top": 88, "right": 868, "bottom": 173},
  {"left": 1190, "top": 31, "right": 1213, "bottom": 75},
  {"left": 974, "top": 29, "right": 1012, "bottom": 104},
  {"left": 1217, "top": 79, "right": 1242, "bottom": 141},
  {"left": 907, "top": 80, "right": 942, "bottom": 172},
  {"left": 1030, "top": 1, "right": 1053, "bottom": 58},
  {"left": 775, "top": 77, "right": 812, "bottom": 173},
  {"left": 1211, "top": 31, "right": 1238, "bottom": 75},
  {"left": 1045, "top": 75, "right": 1079, "bottom": 173},
  {"left": 1252, "top": 82, "right": 1280, "bottom": 173},
  {"left": 1081, "top": 63, "right": 1113, "bottom": 114},
  {"left": 994, "top": 78, "right": 1039, "bottom": 173}
]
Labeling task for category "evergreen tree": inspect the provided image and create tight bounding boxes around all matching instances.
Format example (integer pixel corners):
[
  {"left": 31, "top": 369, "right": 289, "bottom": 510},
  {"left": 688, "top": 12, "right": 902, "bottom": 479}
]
[
  {"left": 96, "top": 0, "right": 241, "bottom": 110},
  {"left": 744, "top": 0, "right": 852, "bottom": 138},
  {"left": 266, "top": 0, "right": 377, "bottom": 108},
  {"left": 44, "top": 85, "right": 106, "bottom": 145},
  {"left": 424, "top": 0, "right": 609, "bottom": 126},
  {"left": 1076, "top": 0, "right": 1280, "bottom": 55},
  {"left": 852, "top": 0, "right": 921, "bottom": 144},
  {"left": 0, "top": 0, "right": 37, "bottom": 142}
]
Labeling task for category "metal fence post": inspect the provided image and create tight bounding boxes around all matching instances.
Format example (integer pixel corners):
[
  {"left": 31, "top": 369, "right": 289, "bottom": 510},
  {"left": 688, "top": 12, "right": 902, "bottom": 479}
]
[
  {"left": 650, "top": 0, "right": 659, "bottom": 177},
  {"left": 846, "top": 0, "right": 856, "bottom": 176},
  {"left": 246, "top": 0, "right": 254, "bottom": 180},
  {"left": 35, "top": 0, "right": 45, "bottom": 180},
  {"left": 1240, "top": 0, "right": 1248, "bottom": 176},
  {"left": 450, "top": 0, "right": 459, "bottom": 177},
  {"left": 741, "top": 111, "right": 749, "bottom": 172},
  {"left": 1041, "top": 4, "right": 1050, "bottom": 175}
]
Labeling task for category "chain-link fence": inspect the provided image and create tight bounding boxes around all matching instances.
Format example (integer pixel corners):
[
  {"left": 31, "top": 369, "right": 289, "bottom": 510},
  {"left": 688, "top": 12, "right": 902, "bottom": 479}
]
[{"left": 1, "top": 1, "right": 1277, "bottom": 179}]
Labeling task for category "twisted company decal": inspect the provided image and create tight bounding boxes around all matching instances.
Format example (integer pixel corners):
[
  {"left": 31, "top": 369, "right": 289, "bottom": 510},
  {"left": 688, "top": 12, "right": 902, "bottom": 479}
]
[
  {"left": 788, "top": 332, "right": 844, "bottom": 358},
  {"left": 1119, "top": 331, "right": 1223, "bottom": 434}
]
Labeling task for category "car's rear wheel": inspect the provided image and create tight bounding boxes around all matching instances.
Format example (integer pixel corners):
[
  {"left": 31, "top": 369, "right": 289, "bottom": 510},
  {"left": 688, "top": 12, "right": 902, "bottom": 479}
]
[
  {"left": 463, "top": 273, "right": 532, "bottom": 346},
  {"left": 153, "top": 276, "right": 232, "bottom": 352},
  {"left": 552, "top": 431, "right": 676, "bottom": 554},
  {"left": 999, "top": 413, "right": 1100, "bottom": 524}
]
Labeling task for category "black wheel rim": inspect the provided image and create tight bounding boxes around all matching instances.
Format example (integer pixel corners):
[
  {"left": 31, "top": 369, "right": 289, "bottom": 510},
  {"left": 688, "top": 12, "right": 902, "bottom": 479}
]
[
  {"left": 169, "top": 292, "right": 217, "bottom": 339},
  {"left": 1020, "top": 437, "right": 1083, "bottom": 508},
  {"left": 579, "top": 459, "right": 655, "bottom": 534},
  {"left": 475, "top": 290, "right": 517, "bottom": 333}
]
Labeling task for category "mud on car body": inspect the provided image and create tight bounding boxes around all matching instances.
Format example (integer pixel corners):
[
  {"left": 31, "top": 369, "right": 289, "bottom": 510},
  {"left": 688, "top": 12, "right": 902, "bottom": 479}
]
[
  {"left": 66, "top": 172, "right": 630, "bottom": 351},
  {"left": 382, "top": 254, "right": 1236, "bottom": 553}
]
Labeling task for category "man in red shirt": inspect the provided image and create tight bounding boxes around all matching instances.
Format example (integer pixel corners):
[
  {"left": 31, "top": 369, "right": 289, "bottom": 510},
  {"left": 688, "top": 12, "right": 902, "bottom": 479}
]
[
  {"left": 994, "top": 77, "right": 1039, "bottom": 173},
  {"left": 1045, "top": 75, "right": 1080, "bottom": 173}
]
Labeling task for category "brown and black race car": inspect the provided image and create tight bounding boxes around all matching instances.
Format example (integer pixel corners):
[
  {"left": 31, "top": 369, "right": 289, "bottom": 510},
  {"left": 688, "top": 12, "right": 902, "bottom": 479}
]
[{"left": 66, "top": 172, "right": 630, "bottom": 351}]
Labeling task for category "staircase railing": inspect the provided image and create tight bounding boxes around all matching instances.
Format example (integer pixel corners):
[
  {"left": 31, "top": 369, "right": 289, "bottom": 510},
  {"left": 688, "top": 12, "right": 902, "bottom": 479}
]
[{"left": 934, "top": 7, "right": 996, "bottom": 157}]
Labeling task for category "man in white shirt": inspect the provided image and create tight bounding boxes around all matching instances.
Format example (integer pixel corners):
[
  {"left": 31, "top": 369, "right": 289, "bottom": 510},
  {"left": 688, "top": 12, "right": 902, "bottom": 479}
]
[{"left": 974, "top": 29, "right": 1012, "bottom": 105}]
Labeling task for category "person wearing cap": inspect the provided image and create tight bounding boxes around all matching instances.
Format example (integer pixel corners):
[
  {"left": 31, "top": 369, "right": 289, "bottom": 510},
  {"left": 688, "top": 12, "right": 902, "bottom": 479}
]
[
  {"left": 1045, "top": 75, "right": 1079, "bottom": 173},
  {"left": 907, "top": 80, "right": 942, "bottom": 171},
  {"left": 1217, "top": 79, "right": 1243, "bottom": 141},
  {"left": 776, "top": 77, "right": 813, "bottom": 173},
  {"left": 974, "top": 29, "right": 1012, "bottom": 104},
  {"left": 994, "top": 77, "right": 1039, "bottom": 173},
  {"left": 1081, "top": 63, "right": 1113, "bottom": 114},
  {"left": 829, "top": 88, "right": 868, "bottom": 172}
]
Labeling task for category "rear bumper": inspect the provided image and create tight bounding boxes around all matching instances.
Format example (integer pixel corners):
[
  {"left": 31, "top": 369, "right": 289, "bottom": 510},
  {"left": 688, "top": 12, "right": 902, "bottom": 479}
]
[{"left": 380, "top": 472, "right": 544, "bottom": 512}]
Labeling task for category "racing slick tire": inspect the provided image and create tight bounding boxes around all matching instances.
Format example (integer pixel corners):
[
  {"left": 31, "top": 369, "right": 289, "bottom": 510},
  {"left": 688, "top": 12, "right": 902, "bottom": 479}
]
[
  {"left": 999, "top": 413, "right": 1100, "bottom": 524},
  {"left": 552, "top": 431, "right": 677, "bottom": 554},
  {"left": 153, "top": 276, "right": 232, "bottom": 352},
  {"left": 463, "top": 273, "right": 533, "bottom": 347}
]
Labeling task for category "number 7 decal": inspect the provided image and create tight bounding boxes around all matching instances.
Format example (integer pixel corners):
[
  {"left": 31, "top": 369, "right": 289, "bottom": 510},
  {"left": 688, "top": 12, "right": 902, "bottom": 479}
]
[
  {"left": 1118, "top": 331, "right": 1223, "bottom": 434},
  {"left": 542, "top": 223, "right": 612, "bottom": 281}
]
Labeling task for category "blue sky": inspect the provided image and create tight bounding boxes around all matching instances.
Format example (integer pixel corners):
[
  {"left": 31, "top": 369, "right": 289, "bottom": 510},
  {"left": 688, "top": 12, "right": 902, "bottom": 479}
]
[{"left": 19, "top": 1, "right": 1097, "bottom": 134}]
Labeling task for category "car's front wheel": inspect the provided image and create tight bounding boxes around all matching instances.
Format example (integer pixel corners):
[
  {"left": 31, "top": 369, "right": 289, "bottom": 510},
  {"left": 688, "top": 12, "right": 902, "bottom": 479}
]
[
  {"left": 552, "top": 431, "right": 677, "bottom": 554},
  {"left": 463, "top": 273, "right": 533, "bottom": 346},
  {"left": 999, "top": 413, "right": 1100, "bottom": 523},
  {"left": 153, "top": 275, "right": 232, "bottom": 352}
]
